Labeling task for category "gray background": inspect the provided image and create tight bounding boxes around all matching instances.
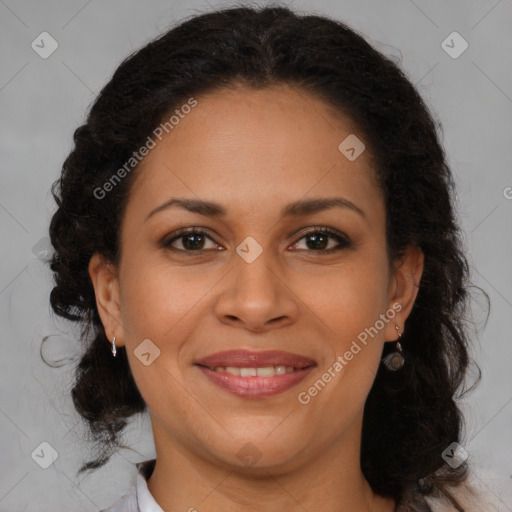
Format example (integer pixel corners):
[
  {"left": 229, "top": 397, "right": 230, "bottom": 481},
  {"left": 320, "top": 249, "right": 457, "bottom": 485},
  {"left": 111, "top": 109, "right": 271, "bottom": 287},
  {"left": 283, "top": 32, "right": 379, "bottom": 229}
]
[{"left": 1, "top": 0, "right": 511, "bottom": 510}]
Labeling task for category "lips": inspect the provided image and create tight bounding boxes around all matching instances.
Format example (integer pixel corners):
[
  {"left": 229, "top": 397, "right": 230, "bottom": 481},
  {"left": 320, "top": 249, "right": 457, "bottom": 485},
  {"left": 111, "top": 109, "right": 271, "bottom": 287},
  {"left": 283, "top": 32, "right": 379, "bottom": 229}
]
[
  {"left": 195, "top": 349, "right": 316, "bottom": 370},
  {"left": 195, "top": 350, "right": 317, "bottom": 399}
]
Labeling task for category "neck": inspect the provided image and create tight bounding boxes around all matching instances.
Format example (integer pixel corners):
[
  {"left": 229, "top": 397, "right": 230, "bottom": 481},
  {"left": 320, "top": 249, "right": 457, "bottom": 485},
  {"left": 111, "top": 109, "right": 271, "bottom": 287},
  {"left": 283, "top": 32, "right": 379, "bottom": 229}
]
[{"left": 146, "top": 415, "right": 395, "bottom": 512}]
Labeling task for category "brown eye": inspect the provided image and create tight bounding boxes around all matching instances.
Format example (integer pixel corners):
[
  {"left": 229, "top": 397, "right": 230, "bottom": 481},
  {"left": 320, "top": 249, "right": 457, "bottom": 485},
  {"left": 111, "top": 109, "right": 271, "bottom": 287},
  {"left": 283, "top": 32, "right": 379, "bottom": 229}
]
[
  {"left": 290, "top": 227, "right": 352, "bottom": 254},
  {"left": 163, "top": 228, "right": 222, "bottom": 253}
]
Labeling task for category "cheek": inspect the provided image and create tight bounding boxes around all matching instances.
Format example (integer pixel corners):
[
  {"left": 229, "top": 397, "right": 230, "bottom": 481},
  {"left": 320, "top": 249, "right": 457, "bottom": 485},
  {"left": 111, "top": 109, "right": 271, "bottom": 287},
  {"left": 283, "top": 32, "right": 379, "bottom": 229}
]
[
  {"left": 117, "top": 253, "right": 217, "bottom": 389},
  {"left": 116, "top": 257, "right": 196, "bottom": 414},
  {"left": 118, "top": 254, "right": 202, "bottom": 339},
  {"left": 297, "top": 253, "right": 390, "bottom": 350},
  {"left": 296, "top": 252, "right": 390, "bottom": 409},
  {"left": 292, "top": 260, "right": 390, "bottom": 434},
  {"left": 329, "top": 263, "right": 390, "bottom": 393}
]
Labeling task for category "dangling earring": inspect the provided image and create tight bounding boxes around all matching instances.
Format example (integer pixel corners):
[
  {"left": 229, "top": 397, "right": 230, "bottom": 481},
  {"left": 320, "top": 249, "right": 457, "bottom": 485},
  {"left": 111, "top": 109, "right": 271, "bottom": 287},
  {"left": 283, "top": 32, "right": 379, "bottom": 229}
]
[
  {"left": 111, "top": 336, "right": 117, "bottom": 358},
  {"left": 382, "top": 325, "right": 404, "bottom": 371}
]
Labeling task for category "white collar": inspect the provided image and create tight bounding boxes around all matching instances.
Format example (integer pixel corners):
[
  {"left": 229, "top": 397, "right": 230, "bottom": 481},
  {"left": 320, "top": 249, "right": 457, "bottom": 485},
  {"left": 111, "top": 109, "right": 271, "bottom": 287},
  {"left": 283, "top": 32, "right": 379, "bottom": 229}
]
[{"left": 136, "top": 460, "right": 164, "bottom": 512}]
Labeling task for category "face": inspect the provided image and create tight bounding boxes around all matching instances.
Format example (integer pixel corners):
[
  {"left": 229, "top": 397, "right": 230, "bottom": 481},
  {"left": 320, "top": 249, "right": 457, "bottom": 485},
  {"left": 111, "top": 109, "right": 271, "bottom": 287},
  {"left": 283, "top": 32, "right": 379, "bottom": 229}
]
[{"left": 90, "top": 83, "right": 423, "bottom": 474}]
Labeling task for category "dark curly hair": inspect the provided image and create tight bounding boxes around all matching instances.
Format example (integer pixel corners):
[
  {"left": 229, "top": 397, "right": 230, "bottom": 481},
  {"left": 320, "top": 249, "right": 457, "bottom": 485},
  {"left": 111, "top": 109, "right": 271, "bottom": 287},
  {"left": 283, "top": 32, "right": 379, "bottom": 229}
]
[{"left": 47, "top": 4, "right": 484, "bottom": 510}]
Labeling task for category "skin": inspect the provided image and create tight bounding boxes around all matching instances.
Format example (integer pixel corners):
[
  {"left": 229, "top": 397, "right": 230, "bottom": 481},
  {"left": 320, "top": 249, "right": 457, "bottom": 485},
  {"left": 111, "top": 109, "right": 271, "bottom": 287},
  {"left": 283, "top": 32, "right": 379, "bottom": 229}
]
[{"left": 89, "top": 83, "right": 424, "bottom": 512}]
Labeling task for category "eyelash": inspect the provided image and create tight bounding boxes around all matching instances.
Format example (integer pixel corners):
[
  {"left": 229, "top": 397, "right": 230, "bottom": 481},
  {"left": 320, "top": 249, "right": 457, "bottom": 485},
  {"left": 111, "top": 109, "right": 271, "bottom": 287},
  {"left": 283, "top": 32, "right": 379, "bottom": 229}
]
[{"left": 162, "top": 226, "right": 352, "bottom": 256}]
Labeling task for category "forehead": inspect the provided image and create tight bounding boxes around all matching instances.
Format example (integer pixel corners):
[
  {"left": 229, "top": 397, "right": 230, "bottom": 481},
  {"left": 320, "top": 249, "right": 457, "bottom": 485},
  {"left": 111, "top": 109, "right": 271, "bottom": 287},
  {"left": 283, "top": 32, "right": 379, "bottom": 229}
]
[{"left": 126, "top": 84, "right": 383, "bottom": 225}]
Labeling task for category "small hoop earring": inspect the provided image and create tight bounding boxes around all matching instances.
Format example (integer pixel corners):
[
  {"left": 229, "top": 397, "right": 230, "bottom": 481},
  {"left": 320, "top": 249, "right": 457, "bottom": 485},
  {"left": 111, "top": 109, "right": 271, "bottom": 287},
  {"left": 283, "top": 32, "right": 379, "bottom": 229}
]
[
  {"left": 111, "top": 336, "right": 117, "bottom": 358},
  {"left": 382, "top": 325, "right": 404, "bottom": 371}
]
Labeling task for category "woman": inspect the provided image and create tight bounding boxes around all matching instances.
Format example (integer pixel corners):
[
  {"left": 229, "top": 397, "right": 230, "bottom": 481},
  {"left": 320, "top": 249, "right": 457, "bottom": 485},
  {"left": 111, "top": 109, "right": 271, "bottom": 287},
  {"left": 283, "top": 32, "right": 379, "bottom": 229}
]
[{"left": 48, "top": 5, "right": 491, "bottom": 511}]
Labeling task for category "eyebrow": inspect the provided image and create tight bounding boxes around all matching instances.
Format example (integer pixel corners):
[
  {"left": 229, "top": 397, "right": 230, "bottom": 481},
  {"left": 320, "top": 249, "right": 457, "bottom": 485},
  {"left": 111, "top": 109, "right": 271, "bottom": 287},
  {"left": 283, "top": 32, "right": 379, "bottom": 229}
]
[{"left": 145, "top": 196, "right": 366, "bottom": 221}]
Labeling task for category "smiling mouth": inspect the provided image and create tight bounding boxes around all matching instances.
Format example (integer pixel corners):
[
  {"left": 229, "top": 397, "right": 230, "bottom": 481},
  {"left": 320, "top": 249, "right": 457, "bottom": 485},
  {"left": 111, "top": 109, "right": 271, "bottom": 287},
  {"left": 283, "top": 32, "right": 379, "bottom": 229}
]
[{"left": 194, "top": 349, "right": 316, "bottom": 398}]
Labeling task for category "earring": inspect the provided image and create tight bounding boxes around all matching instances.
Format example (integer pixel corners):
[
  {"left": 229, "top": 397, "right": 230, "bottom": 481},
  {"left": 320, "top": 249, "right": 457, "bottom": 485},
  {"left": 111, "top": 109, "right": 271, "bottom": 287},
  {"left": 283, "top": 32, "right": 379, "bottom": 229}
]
[
  {"left": 382, "top": 325, "right": 404, "bottom": 371},
  {"left": 111, "top": 336, "right": 117, "bottom": 358}
]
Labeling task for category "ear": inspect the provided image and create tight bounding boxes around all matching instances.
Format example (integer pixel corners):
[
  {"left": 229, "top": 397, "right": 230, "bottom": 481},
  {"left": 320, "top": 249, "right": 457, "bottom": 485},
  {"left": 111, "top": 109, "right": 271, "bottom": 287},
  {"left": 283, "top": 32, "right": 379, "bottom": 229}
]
[
  {"left": 88, "top": 252, "right": 124, "bottom": 347},
  {"left": 384, "top": 244, "right": 424, "bottom": 341}
]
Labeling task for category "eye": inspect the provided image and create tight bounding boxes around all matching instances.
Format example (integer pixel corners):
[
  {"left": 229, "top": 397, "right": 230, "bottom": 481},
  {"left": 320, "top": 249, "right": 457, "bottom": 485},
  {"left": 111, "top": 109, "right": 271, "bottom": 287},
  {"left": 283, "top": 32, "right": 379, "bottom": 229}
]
[
  {"left": 289, "top": 227, "right": 352, "bottom": 254},
  {"left": 162, "top": 227, "right": 222, "bottom": 254},
  {"left": 162, "top": 226, "right": 352, "bottom": 256}
]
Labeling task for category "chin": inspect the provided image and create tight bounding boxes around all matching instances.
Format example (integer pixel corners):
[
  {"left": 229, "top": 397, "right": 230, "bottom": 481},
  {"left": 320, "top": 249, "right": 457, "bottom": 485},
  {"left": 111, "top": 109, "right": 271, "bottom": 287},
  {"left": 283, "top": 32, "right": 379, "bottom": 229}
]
[{"left": 203, "top": 427, "right": 314, "bottom": 473}]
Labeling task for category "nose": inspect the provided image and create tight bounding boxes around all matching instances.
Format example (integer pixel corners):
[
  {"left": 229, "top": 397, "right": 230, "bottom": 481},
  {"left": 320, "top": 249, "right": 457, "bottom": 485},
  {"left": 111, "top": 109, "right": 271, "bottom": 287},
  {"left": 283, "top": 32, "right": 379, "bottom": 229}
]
[{"left": 213, "top": 246, "right": 300, "bottom": 333}]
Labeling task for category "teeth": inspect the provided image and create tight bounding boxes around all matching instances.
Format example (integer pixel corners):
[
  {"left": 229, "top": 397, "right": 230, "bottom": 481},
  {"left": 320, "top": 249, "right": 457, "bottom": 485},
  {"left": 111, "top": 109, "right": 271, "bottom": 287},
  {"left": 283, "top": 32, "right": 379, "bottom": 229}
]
[
  {"left": 212, "top": 365, "right": 297, "bottom": 376},
  {"left": 257, "top": 366, "right": 275, "bottom": 377},
  {"left": 240, "top": 367, "right": 257, "bottom": 377}
]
